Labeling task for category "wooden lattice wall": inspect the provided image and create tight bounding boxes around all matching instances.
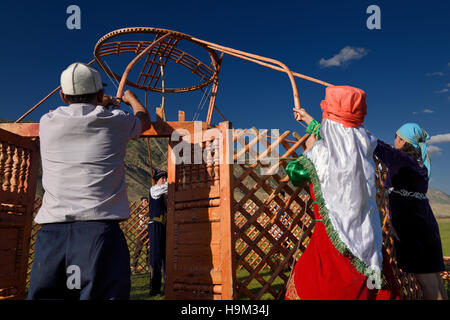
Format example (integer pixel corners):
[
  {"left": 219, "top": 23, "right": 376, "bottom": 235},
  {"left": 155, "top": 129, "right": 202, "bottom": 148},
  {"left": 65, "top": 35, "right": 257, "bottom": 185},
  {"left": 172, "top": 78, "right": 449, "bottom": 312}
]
[
  {"left": 230, "top": 128, "right": 427, "bottom": 300},
  {"left": 231, "top": 128, "right": 313, "bottom": 299}
]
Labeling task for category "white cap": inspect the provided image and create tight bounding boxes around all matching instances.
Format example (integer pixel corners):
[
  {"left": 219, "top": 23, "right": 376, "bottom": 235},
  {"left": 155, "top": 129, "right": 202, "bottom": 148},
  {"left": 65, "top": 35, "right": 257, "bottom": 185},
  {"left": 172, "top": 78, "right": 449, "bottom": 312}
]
[{"left": 60, "top": 62, "right": 103, "bottom": 95}]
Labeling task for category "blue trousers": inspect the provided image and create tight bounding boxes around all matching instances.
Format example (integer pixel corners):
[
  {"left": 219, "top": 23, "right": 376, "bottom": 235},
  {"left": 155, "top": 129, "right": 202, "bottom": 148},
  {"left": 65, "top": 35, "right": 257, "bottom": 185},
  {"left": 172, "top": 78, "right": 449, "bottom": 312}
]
[
  {"left": 27, "top": 220, "right": 130, "bottom": 300},
  {"left": 148, "top": 221, "right": 166, "bottom": 294}
]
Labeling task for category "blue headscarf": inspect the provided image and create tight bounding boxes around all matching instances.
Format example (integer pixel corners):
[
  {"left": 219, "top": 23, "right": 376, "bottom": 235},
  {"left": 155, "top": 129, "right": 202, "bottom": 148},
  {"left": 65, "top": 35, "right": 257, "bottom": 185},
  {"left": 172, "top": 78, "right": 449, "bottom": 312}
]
[{"left": 396, "top": 123, "right": 431, "bottom": 177}]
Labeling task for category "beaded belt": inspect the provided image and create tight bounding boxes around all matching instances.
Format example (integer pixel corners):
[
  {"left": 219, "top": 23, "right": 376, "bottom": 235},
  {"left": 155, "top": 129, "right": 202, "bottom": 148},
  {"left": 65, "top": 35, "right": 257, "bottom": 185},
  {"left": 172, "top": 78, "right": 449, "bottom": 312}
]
[{"left": 387, "top": 187, "right": 427, "bottom": 200}]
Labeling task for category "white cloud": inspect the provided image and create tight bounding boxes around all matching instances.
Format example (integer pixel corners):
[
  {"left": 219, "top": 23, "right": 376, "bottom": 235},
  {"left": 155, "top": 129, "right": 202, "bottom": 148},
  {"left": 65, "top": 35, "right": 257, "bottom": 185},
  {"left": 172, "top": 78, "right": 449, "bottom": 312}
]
[
  {"left": 319, "top": 46, "right": 368, "bottom": 68},
  {"left": 428, "top": 145, "right": 443, "bottom": 156},
  {"left": 413, "top": 108, "right": 434, "bottom": 115},
  {"left": 425, "top": 71, "right": 444, "bottom": 76},
  {"left": 435, "top": 88, "right": 449, "bottom": 93},
  {"left": 427, "top": 133, "right": 450, "bottom": 156},
  {"left": 429, "top": 133, "right": 450, "bottom": 144}
]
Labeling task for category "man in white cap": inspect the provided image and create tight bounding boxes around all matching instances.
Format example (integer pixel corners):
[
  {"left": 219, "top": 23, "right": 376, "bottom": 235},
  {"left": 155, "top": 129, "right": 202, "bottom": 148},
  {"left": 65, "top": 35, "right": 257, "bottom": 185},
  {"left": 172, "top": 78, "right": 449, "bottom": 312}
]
[{"left": 27, "top": 62, "right": 150, "bottom": 300}]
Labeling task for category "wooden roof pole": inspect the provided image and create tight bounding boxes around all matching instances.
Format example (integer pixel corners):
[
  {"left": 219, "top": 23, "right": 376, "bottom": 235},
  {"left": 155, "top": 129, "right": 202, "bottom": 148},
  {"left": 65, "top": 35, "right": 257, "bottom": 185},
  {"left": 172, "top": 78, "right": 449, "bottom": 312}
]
[
  {"left": 144, "top": 90, "right": 155, "bottom": 186},
  {"left": 192, "top": 38, "right": 309, "bottom": 111},
  {"left": 159, "top": 56, "right": 167, "bottom": 122},
  {"left": 220, "top": 49, "right": 333, "bottom": 87},
  {"left": 196, "top": 39, "right": 333, "bottom": 87},
  {"left": 205, "top": 54, "right": 223, "bottom": 125},
  {"left": 192, "top": 37, "right": 333, "bottom": 127},
  {"left": 15, "top": 59, "right": 96, "bottom": 123}
]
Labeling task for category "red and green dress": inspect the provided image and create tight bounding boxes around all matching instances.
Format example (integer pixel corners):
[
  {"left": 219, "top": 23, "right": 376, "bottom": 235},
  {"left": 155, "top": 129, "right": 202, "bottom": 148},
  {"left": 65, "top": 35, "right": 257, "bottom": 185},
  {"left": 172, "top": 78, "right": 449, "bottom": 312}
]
[{"left": 284, "top": 155, "right": 400, "bottom": 300}]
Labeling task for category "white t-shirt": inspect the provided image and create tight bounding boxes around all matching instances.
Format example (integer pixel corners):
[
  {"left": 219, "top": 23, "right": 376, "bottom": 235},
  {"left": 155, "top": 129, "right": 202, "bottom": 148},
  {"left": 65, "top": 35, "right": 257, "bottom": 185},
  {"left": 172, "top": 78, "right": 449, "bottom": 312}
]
[{"left": 35, "top": 103, "right": 141, "bottom": 224}]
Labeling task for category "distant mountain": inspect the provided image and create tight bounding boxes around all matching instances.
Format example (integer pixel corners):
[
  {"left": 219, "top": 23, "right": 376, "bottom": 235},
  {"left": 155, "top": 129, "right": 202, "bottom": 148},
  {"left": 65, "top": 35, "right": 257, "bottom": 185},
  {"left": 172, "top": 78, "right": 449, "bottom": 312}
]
[
  {"left": 123, "top": 137, "right": 168, "bottom": 203},
  {"left": 428, "top": 188, "right": 450, "bottom": 218},
  {"left": 428, "top": 188, "right": 450, "bottom": 204}
]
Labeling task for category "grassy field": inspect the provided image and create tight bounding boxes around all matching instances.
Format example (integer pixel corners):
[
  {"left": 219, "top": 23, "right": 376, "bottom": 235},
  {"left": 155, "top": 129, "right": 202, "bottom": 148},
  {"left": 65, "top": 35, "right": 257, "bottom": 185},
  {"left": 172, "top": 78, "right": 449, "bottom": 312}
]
[
  {"left": 130, "top": 273, "right": 164, "bottom": 300},
  {"left": 437, "top": 219, "right": 449, "bottom": 298},
  {"left": 131, "top": 220, "right": 450, "bottom": 300},
  {"left": 130, "top": 268, "right": 288, "bottom": 300},
  {"left": 438, "top": 218, "right": 450, "bottom": 256}
]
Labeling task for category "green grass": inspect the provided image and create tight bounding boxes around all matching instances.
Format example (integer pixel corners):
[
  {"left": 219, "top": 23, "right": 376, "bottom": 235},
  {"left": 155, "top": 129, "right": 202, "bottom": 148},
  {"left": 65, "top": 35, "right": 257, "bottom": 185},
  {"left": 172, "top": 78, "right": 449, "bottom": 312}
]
[
  {"left": 130, "top": 273, "right": 165, "bottom": 300},
  {"left": 438, "top": 219, "right": 450, "bottom": 297},
  {"left": 130, "top": 220, "right": 450, "bottom": 300},
  {"left": 130, "top": 268, "right": 288, "bottom": 300},
  {"left": 437, "top": 219, "right": 450, "bottom": 256},
  {"left": 235, "top": 268, "right": 289, "bottom": 300}
]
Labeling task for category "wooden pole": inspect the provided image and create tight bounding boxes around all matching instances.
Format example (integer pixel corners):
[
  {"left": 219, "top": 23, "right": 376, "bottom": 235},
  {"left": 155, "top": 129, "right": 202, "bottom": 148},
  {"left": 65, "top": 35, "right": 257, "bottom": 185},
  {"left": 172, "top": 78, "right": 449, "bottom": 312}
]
[
  {"left": 15, "top": 59, "right": 96, "bottom": 123},
  {"left": 191, "top": 38, "right": 303, "bottom": 110},
  {"left": 145, "top": 90, "right": 155, "bottom": 186},
  {"left": 159, "top": 56, "right": 167, "bottom": 121},
  {"left": 206, "top": 53, "right": 223, "bottom": 125}
]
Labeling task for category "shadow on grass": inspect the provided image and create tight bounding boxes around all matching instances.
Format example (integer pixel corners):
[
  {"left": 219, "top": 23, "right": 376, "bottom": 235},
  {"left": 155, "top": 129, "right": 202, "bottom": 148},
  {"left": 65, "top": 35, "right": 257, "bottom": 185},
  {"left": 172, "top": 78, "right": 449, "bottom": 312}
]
[
  {"left": 235, "top": 268, "right": 290, "bottom": 300},
  {"left": 132, "top": 267, "right": 450, "bottom": 300},
  {"left": 130, "top": 269, "right": 288, "bottom": 300},
  {"left": 131, "top": 273, "right": 165, "bottom": 300}
]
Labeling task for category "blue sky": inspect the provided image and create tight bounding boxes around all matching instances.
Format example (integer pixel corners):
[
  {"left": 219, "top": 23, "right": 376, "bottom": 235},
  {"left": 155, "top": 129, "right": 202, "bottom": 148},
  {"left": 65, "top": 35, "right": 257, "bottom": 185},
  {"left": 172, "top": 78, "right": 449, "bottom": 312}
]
[{"left": 1, "top": 0, "right": 449, "bottom": 192}]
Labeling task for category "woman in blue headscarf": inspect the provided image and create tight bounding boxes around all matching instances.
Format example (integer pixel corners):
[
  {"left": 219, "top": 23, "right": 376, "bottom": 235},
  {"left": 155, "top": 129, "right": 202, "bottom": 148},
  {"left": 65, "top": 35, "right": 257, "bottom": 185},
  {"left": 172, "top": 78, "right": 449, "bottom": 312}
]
[{"left": 374, "top": 123, "right": 447, "bottom": 300}]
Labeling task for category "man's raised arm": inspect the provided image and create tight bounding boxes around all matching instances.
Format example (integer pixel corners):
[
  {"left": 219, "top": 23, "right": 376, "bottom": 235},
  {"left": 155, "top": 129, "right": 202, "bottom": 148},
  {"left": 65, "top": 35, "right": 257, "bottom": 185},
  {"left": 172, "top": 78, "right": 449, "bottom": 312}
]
[{"left": 122, "top": 90, "right": 151, "bottom": 133}]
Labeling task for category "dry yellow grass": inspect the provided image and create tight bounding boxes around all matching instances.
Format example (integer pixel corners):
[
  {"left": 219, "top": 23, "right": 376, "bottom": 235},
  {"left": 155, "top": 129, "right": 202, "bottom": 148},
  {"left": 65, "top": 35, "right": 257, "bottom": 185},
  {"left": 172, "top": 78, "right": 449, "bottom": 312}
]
[{"left": 431, "top": 204, "right": 450, "bottom": 219}]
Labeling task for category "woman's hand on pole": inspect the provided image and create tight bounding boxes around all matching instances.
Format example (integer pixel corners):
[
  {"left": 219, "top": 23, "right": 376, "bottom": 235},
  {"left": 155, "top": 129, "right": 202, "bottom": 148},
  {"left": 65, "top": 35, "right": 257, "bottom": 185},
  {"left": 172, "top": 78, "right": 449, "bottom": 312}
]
[
  {"left": 304, "top": 134, "right": 317, "bottom": 152},
  {"left": 293, "top": 107, "right": 314, "bottom": 125}
]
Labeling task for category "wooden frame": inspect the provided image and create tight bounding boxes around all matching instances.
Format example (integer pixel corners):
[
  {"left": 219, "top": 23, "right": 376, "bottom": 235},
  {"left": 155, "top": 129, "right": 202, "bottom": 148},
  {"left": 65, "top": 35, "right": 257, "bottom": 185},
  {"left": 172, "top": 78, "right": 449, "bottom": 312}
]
[
  {"left": 0, "top": 128, "right": 39, "bottom": 299},
  {"left": 0, "top": 122, "right": 208, "bottom": 139},
  {"left": 230, "top": 128, "right": 424, "bottom": 300},
  {"left": 165, "top": 121, "right": 234, "bottom": 299}
]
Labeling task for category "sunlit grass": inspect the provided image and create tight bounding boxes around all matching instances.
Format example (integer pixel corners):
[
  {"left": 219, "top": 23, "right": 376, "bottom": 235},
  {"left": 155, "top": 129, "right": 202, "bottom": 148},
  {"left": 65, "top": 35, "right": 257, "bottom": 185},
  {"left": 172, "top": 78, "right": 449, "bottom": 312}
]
[
  {"left": 437, "top": 219, "right": 450, "bottom": 256},
  {"left": 130, "top": 268, "right": 289, "bottom": 300}
]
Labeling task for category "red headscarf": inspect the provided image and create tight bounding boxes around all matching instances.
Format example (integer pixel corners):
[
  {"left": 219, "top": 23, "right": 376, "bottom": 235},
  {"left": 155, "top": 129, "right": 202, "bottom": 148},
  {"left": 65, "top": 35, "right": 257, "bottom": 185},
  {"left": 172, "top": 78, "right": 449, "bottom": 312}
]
[{"left": 321, "top": 86, "right": 367, "bottom": 128}]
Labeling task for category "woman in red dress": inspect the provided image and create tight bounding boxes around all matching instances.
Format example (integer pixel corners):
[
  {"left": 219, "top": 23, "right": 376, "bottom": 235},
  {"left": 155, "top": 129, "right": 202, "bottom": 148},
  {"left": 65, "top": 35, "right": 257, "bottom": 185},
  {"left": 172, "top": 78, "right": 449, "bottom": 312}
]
[{"left": 285, "top": 86, "right": 400, "bottom": 300}]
